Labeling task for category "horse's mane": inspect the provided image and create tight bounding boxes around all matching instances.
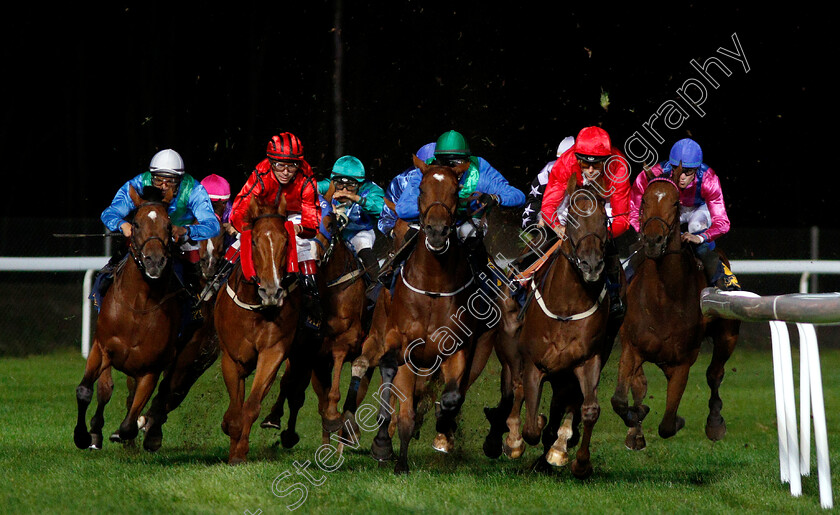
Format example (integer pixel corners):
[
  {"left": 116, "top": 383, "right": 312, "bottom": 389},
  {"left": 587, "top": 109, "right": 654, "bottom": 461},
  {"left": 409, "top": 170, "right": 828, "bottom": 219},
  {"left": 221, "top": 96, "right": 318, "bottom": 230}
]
[{"left": 140, "top": 186, "right": 166, "bottom": 203}]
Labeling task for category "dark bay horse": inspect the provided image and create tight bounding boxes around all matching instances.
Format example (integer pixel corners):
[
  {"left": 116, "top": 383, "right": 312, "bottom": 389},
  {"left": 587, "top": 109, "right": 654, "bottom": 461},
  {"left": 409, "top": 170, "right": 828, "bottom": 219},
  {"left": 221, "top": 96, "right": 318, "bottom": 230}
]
[
  {"left": 137, "top": 201, "right": 231, "bottom": 451},
  {"left": 611, "top": 175, "right": 740, "bottom": 450},
  {"left": 215, "top": 194, "right": 303, "bottom": 464},
  {"left": 74, "top": 186, "right": 182, "bottom": 451},
  {"left": 359, "top": 156, "right": 482, "bottom": 474},
  {"left": 503, "top": 177, "right": 622, "bottom": 478},
  {"left": 259, "top": 211, "right": 374, "bottom": 448}
]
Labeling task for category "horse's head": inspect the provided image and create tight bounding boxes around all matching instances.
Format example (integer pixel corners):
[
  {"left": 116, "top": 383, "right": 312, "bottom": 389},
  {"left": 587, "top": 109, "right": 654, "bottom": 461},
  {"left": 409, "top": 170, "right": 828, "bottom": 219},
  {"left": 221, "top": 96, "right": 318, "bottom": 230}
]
[
  {"left": 639, "top": 176, "right": 681, "bottom": 258},
  {"left": 128, "top": 186, "right": 172, "bottom": 279},
  {"left": 563, "top": 176, "right": 608, "bottom": 283},
  {"left": 414, "top": 154, "right": 468, "bottom": 254},
  {"left": 243, "top": 193, "right": 291, "bottom": 307},
  {"left": 198, "top": 200, "right": 228, "bottom": 279}
]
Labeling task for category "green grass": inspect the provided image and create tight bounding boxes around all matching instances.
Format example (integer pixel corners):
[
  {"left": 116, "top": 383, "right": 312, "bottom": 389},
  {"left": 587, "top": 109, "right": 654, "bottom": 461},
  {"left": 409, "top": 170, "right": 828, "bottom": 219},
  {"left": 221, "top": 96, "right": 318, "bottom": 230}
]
[{"left": 1, "top": 343, "right": 838, "bottom": 514}]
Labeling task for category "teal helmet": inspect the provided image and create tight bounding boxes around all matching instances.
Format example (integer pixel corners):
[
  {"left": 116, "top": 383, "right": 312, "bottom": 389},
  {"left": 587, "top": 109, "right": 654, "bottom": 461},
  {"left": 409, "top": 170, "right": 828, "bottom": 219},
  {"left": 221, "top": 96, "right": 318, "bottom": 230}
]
[
  {"left": 434, "top": 130, "right": 470, "bottom": 157},
  {"left": 331, "top": 155, "right": 365, "bottom": 181}
]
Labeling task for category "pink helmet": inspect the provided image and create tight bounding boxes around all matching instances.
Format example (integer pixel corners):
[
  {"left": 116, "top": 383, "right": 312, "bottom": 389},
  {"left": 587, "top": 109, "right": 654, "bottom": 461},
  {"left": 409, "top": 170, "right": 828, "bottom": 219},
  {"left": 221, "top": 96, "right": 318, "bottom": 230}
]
[{"left": 201, "top": 174, "right": 231, "bottom": 201}]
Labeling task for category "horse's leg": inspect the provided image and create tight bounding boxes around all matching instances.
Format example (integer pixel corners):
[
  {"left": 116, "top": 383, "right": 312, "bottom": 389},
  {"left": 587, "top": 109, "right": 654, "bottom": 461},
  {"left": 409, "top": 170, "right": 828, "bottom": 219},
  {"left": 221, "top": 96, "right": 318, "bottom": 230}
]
[
  {"left": 220, "top": 351, "right": 246, "bottom": 440},
  {"left": 705, "top": 320, "right": 739, "bottom": 441},
  {"left": 261, "top": 361, "right": 291, "bottom": 431},
  {"left": 545, "top": 380, "right": 580, "bottom": 468},
  {"left": 88, "top": 365, "right": 114, "bottom": 450},
  {"left": 611, "top": 341, "right": 650, "bottom": 450},
  {"left": 343, "top": 366, "right": 375, "bottom": 438},
  {"left": 521, "top": 358, "right": 547, "bottom": 447},
  {"left": 229, "top": 347, "right": 286, "bottom": 464},
  {"left": 143, "top": 327, "right": 220, "bottom": 452},
  {"left": 118, "top": 371, "right": 160, "bottom": 443},
  {"left": 309, "top": 356, "right": 336, "bottom": 446},
  {"left": 658, "top": 363, "right": 691, "bottom": 439},
  {"left": 503, "top": 356, "right": 529, "bottom": 459},
  {"left": 74, "top": 340, "right": 110, "bottom": 449},
  {"left": 109, "top": 375, "right": 137, "bottom": 444},
  {"left": 394, "top": 365, "right": 417, "bottom": 475},
  {"left": 371, "top": 349, "right": 399, "bottom": 462},
  {"left": 325, "top": 348, "right": 350, "bottom": 435},
  {"left": 280, "top": 358, "right": 313, "bottom": 449},
  {"left": 433, "top": 349, "right": 469, "bottom": 454},
  {"left": 570, "top": 355, "right": 602, "bottom": 479}
]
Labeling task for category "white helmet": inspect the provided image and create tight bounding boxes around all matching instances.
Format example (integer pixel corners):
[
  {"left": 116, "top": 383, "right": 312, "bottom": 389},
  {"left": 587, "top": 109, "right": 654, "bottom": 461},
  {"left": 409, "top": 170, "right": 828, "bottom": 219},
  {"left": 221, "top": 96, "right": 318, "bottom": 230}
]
[
  {"left": 149, "top": 149, "right": 185, "bottom": 176},
  {"left": 557, "top": 136, "right": 575, "bottom": 157}
]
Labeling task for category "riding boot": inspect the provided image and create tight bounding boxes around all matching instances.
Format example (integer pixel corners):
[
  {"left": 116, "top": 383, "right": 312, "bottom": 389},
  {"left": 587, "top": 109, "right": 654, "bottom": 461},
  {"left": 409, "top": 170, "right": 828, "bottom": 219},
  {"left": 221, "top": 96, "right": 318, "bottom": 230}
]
[
  {"left": 605, "top": 239, "right": 625, "bottom": 319},
  {"left": 90, "top": 252, "right": 126, "bottom": 312},
  {"left": 299, "top": 259, "right": 323, "bottom": 332},
  {"left": 377, "top": 226, "right": 419, "bottom": 287},
  {"left": 357, "top": 248, "right": 380, "bottom": 282},
  {"left": 697, "top": 243, "right": 741, "bottom": 291}
]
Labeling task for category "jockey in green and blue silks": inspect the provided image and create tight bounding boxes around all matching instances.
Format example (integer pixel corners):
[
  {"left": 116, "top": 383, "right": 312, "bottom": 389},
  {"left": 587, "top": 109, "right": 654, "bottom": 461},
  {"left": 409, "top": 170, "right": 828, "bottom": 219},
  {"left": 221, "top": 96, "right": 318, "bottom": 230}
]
[
  {"left": 378, "top": 142, "right": 437, "bottom": 236},
  {"left": 395, "top": 130, "right": 525, "bottom": 240},
  {"left": 317, "top": 155, "right": 385, "bottom": 276},
  {"left": 96, "top": 149, "right": 220, "bottom": 319}
]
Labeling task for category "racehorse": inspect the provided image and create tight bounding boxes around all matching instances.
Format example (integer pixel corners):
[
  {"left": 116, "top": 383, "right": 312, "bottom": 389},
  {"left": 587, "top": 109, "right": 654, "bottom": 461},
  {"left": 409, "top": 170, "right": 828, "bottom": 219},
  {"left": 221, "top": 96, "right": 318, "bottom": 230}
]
[
  {"left": 215, "top": 194, "right": 303, "bottom": 464},
  {"left": 137, "top": 201, "right": 231, "bottom": 451},
  {"left": 500, "top": 176, "right": 622, "bottom": 478},
  {"left": 353, "top": 156, "right": 481, "bottom": 474},
  {"left": 259, "top": 210, "right": 374, "bottom": 447},
  {"left": 74, "top": 186, "right": 182, "bottom": 451},
  {"left": 610, "top": 174, "right": 740, "bottom": 450}
]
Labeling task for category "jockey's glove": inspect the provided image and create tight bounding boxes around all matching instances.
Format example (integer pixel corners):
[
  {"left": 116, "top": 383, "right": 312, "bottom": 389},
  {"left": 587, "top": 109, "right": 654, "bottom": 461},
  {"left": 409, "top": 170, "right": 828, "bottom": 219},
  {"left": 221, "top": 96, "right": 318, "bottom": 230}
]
[{"left": 477, "top": 193, "right": 500, "bottom": 210}]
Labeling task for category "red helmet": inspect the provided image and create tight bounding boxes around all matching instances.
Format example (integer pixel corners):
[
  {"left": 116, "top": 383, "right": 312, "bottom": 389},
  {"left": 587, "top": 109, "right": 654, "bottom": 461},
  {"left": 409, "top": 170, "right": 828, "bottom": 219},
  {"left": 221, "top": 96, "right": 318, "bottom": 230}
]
[
  {"left": 266, "top": 132, "right": 304, "bottom": 161},
  {"left": 574, "top": 126, "right": 612, "bottom": 163}
]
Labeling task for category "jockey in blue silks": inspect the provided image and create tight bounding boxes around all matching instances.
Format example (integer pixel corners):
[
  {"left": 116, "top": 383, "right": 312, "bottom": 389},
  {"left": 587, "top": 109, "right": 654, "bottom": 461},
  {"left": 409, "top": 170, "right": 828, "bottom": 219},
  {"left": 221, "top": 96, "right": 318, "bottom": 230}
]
[
  {"left": 378, "top": 142, "right": 437, "bottom": 237},
  {"left": 96, "top": 149, "right": 220, "bottom": 323},
  {"left": 317, "top": 155, "right": 385, "bottom": 278},
  {"left": 393, "top": 130, "right": 525, "bottom": 288}
]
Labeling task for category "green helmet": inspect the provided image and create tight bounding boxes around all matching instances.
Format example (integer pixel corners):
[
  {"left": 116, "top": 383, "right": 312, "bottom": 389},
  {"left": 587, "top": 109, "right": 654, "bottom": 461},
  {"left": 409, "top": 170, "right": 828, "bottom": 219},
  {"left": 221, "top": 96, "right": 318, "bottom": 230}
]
[
  {"left": 330, "top": 155, "right": 365, "bottom": 181},
  {"left": 434, "top": 130, "right": 470, "bottom": 157}
]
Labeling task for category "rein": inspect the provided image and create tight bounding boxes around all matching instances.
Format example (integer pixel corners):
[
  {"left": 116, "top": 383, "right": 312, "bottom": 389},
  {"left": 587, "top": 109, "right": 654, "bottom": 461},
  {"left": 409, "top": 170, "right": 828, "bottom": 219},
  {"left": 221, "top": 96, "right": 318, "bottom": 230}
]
[
  {"left": 225, "top": 267, "right": 299, "bottom": 311},
  {"left": 640, "top": 177, "right": 683, "bottom": 259}
]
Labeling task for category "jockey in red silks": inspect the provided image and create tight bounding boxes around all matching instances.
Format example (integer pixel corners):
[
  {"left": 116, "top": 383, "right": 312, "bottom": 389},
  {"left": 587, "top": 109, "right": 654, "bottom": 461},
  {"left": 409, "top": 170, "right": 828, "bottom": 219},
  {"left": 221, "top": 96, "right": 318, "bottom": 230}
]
[
  {"left": 629, "top": 138, "right": 740, "bottom": 291},
  {"left": 229, "top": 132, "right": 323, "bottom": 329},
  {"left": 539, "top": 126, "right": 632, "bottom": 318}
]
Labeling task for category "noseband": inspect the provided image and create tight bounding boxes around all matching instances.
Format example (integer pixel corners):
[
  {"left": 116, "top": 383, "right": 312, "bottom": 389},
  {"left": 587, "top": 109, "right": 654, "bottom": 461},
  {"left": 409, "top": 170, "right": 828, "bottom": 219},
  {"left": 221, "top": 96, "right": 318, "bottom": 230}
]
[
  {"left": 129, "top": 201, "right": 172, "bottom": 273},
  {"left": 419, "top": 199, "right": 457, "bottom": 253}
]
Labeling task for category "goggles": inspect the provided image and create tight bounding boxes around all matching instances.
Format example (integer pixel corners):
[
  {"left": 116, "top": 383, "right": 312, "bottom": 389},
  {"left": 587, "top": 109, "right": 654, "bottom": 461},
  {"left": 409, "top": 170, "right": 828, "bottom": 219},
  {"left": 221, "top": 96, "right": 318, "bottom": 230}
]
[
  {"left": 333, "top": 176, "right": 361, "bottom": 190},
  {"left": 270, "top": 160, "right": 300, "bottom": 172}
]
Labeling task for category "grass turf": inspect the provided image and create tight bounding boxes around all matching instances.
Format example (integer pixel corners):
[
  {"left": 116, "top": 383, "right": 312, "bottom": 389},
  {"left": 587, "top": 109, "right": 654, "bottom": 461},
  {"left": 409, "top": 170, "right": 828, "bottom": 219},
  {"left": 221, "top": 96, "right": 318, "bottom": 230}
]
[{"left": 1, "top": 340, "right": 838, "bottom": 514}]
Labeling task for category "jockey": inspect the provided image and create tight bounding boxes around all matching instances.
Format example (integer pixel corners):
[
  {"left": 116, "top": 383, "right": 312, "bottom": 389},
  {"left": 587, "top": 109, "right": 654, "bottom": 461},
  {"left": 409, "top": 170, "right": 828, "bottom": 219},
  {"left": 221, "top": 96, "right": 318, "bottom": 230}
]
[
  {"left": 521, "top": 136, "right": 576, "bottom": 229},
  {"left": 316, "top": 155, "right": 385, "bottom": 278},
  {"left": 200, "top": 173, "right": 237, "bottom": 245},
  {"left": 229, "top": 132, "right": 323, "bottom": 329},
  {"left": 378, "top": 142, "right": 437, "bottom": 239},
  {"left": 629, "top": 138, "right": 741, "bottom": 291},
  {"left": 97, "top": 149, "right": 220, "bottom": 313},
  {"left": 395, "top": 130, "right": 525, "bottom": 284},
  {"left": 539, "top": 126, "right": 632, "bottom": 318}
]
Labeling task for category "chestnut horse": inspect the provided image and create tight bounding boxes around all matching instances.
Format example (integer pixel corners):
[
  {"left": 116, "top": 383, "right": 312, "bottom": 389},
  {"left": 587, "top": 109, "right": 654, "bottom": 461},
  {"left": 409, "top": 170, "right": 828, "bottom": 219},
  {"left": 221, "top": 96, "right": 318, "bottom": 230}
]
[
  {"left": 502, "top": 177, "right": 621, "bottom": 478},
  {"left": 74, "top": 186, "right": 182, "bottom": 451},
  {"left": 259, "top": 211, "right": 374, "bottom": 447},
  {"left": 215, "top": 195, "right": 303, "bottom": 464},
  {"left": 137, "top": 200, "right": 231, "bottom": 450},
  {"left": 611, "top": 175, "right": 740, "bottom": 449}
]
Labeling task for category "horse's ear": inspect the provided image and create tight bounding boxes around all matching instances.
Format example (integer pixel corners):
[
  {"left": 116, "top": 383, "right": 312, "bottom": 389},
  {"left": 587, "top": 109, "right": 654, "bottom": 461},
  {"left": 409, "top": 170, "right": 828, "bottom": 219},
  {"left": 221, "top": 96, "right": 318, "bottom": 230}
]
[
  {"left": 453, "top": 161, "right": 470, "bottom": 176},
  {"left": 277, "top": 192, "right": 287, "bottom": 217},
  {"left": 413, "top": 154, "right": 428, "bottom": 174},
  {"left": 643, "top": 164, "right": 655, "bottom": 182},
  {"left": 566, "top": 172, "right": 578, "bottom": 197},
  {"left": 244, "top": 197, "right": 262, "bottom": 229},
  {"left": 129, "top": 185, "right": 142, "bottom": 207}
]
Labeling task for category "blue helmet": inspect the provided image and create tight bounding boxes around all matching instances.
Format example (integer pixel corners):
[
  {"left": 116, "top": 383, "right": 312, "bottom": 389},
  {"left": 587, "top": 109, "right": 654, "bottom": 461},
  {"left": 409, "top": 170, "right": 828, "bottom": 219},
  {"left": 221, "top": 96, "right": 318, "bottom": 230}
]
[
  {"left": 416, "top": 142, "right": 436, "bottom": 161},
  {"left": 669, "top": 138, "right": 703, "bottom": 168}
]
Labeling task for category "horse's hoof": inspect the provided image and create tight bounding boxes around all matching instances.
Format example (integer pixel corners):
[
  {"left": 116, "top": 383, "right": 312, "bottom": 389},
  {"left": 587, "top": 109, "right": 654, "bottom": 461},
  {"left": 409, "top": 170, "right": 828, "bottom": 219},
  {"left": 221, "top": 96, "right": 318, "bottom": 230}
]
[
  {"left": 705, "top": 415, "right": 726, "bottom": 441},
  {"left": 570, "top": 459, "right": 593, "bottom": 480},
  {"left": 432, "top": 433, "right": 453, "bottom": 454},
  {"left": 88, "top": 433, "right": 103, "bottom": 450},
  {"left": 482, "top": 434, "right": 503, "bottom": 459},
  {"left": 503, "top": 437, "right": 524, "bottom": 459},
  {"left": 260, "top": 419, "right": 282, "bottom": 430},
  {"left": 658, "top": 416, "right": 685, "bottom": 439},
  {"left": 137, "top": 415, "right": 150, "bottom": 432},
  {"left": 394, "top": 461, "right": 410, "bottom": 475},
  {"left": 74, "top": 426, "right": 92, "bottom": 449},
  {"left": 109, "top": 431, "right": 122, "bottom": 443},
  {"left": 343, "top": 412, "right": 360, "bottom": 438},
  {"left": 323, "top": 417, "right": 343, "bottom": 434},
  {"left": 228, "top": 457, "right": 246, "bottom": 466},
  {"left": 143, "top": 435, "right": 162, "bottom": 453},
  {"left": 280, "top": 430, "right": 300, "bottom": 449},
  {"left": 545, "top": 447, "right": 570, "bottom": 467},
  {"left": 624, "top": 431, "right": 646, "bottom": 451},
  {"left": 530, "top": 455, "right": 553, "bottom": 474},
  {"left": 371, "top": 438, "right": 394, "bottom": 462}
]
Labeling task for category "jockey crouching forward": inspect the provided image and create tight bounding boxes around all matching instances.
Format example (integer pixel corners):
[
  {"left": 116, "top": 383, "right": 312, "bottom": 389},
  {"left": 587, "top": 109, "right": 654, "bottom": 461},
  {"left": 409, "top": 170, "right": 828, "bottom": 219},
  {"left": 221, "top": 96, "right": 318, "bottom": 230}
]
[
  {"left": 629, "top": 138, "right": 740, "bottom": 291},
  {"left": 317, "top": 155, "right": 385, "bottom": 279},
  {"left": 394, "top": 130, "right": 526, "bottom": 289},
  {"left": 98, "top": 149, "right": 220, "bottom": 326},
  {"left": 539, "top": 126, "right": 632, "bottom": 319},
  {"left": 228, "top": 132, "right": 323, "bottom": 330}
]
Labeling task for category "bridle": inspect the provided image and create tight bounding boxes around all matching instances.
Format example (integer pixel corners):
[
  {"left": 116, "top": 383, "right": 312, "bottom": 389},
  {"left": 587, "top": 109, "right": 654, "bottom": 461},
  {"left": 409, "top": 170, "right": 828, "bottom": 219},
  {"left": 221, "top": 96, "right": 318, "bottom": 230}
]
[
  {"left": 128, "top": 201, "right": 173, "bottom": 274},
  {"left": 639, "top": 178, "right": 682, "bottom": 258},
  {"left": 419, "top": 198, "right": 457, "bottom": 254}
]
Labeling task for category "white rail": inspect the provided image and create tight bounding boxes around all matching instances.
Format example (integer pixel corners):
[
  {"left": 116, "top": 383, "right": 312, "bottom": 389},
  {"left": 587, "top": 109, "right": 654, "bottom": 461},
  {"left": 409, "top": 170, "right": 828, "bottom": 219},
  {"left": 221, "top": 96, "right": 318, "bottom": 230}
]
[{"left": 702, "top": 289, "right": 837, "bottom": 509}]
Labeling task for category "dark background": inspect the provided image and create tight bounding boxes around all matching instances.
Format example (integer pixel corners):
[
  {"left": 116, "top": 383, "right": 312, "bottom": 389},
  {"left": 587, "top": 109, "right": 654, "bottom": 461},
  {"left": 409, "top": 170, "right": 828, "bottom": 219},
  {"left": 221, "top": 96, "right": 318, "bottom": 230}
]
[{"left": 0, "top": 3, "right": 832, "bottom": 228}]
